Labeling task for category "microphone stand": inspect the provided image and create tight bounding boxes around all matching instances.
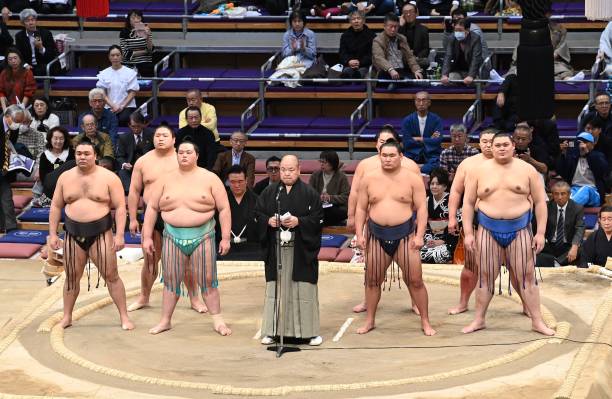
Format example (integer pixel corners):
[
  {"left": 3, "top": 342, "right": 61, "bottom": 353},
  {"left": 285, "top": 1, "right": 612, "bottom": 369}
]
[{"left": 268, "top": 184, "right": 300, "bottom": 358}]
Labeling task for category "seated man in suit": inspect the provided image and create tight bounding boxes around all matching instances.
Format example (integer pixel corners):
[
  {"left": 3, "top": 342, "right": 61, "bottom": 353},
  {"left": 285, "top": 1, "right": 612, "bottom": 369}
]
[
  {"left": 15, "top": 8, "right": 59, "bottom": 77},
  {"left": 400, "top": 91, "right": 443, "bottom": 174},
  {"left": 175, "top": 106, "right": 217, "bottom": 171},
  {"left": 537, "top": 181, "right": 585, "bottom": 267},
  {"left": 253, "top": 156, "right": 281, "bottom": 195},
  {"left": 178, "top": 88, "right": 220, "bottom": 144},
  {"left": 398, "top": 2, "right": 431, "bottom": 69},
  {"left": 78, "top": 88, "right": 119, "bottom": 149},
  {"left": 441, "top": 18, "right": 483, "bottom": 86},
  {"left": 213, "top": 131, "right": 255, "bottom": 188},
  {"left": 116, "top": 111, "right": 154, "bottom": 193}
]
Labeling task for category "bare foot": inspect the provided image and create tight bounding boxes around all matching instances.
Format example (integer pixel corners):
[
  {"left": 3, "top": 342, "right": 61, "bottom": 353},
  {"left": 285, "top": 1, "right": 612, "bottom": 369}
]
[
  {"left": 212, "top": 315, "right": 232, "bottom": 336},
  {"left": 422, "top": 322, "right": 437, "bottom": 336},
  {"left": 127, "top": 297, "right": 150, "bottom": 312},
  {"left": 149, "top": 321, "right": 172, "bottom": 335},
  {"left": 121, "top": 318, "right": 135, "bottom": 330},
  {"left": 532, "top": 320, "right": 555, "bottom": 336},
  {"left": 190, "top": 298, "right": 209, "bottom": 313},
  {"left": 448, "top": 304, "right": 468, "bottom": 315},
  {"left": 352, "top": 302, "right": 367, "bottom": 313},
  {"left": 412, "top": 303, "right": 421, "bottom": 315},
  {"left": 462, "top": 319, "right": 486, "bottom": 334},
  {"left": 356, "top": 322, "right": 375, "bottom": 334},
  {"left": 59, "top": 316, "right": 72, "bottom": 329}
]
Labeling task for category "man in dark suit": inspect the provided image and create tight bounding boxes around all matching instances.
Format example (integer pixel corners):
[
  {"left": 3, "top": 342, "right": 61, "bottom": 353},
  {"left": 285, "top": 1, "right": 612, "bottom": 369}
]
[
  {"left": 537, "top": 181, "right": 585, "bottom": 267},
  {"left": 212, "top": 131, "right": 255, "bottom": 188},
  {"left": 175, "top": 106, "right": 217, "bottom": 171},
  {"left": 15, "top": 8, "right": 59, "bottom": 77},
  {"left": 116, "top": 112, "right": 154, "bottom": 193},
  {"left": 253, "top": 156, "right": 281, "bottom": 195},
  {"left": 441, "top": 18, "right": 483, "bottom": 86},
  {"left": 398, "top": 2, "right": 430, "bottom": 69}
]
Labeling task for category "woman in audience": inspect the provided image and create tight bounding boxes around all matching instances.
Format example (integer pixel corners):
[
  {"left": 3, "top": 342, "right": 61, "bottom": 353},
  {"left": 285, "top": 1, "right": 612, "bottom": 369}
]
[
  {"left": 96, "top": 44, "right": 139, "bottom": 127},
  {"left": 0, "top": 47, "right": 35, "bottom": 112},
  {"left": 30, "top": 96, "right": 60, "bottom": 134},
  {"left": 420, "top": 168, "right": 459, "bottom": 264},
  {"left": 34, "top": 126, "right": 74, "bottom": 206},
  {"left": 580, "top": 206, "right": 612, "bottom": 268},
  {"left": 119, "top": 9, "right": 154, "bottom": 77},
  {"left": 281, "top": 11, "right": 317, "bottom": 69},
  {"left": 309, "top": 150, "right": 350, "bottom": 226}
]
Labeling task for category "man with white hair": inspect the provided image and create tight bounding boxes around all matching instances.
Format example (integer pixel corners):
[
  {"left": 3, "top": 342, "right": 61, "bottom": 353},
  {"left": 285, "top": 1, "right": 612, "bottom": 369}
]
[
  {"left": 438, "top": 123, "right": 478, "bottom": 179},
  {"left": 0, "top": 103, "right": 18, "bottom": 232},
  {"left": 78, "top": 88, "right": 119, "bottom": 148},
  {"left": 14, "top": 8, "right": 59, "bottom": 76}
]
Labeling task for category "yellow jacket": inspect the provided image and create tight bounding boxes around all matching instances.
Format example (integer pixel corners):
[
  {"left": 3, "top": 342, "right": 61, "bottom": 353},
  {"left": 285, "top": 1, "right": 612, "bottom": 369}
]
[{"left": 178, "top": 102, "right": 220, "bottom": 142}]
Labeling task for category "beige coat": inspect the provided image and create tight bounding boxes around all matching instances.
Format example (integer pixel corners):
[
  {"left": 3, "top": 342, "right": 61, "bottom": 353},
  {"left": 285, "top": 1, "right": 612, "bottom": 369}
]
[{"left": 372, "top": 32, "right": 422, "bottom": 76}]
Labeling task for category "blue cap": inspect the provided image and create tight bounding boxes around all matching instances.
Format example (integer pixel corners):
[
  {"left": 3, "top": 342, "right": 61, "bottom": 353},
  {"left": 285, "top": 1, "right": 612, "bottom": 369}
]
[{"left": 576, "top": 132, "right": 595, "bottom": 143}]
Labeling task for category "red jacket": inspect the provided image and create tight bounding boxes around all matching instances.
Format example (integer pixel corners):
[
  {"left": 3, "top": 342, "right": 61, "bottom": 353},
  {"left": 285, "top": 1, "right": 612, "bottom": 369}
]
[{"left": 0, "top": 67, "right": 36, "bottom": 104}]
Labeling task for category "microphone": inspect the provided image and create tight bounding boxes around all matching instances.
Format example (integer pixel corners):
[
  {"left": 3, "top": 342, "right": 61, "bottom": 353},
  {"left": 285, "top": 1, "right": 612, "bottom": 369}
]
[{"left": 275, "top": 183, "right": 284, "bottom": 201}]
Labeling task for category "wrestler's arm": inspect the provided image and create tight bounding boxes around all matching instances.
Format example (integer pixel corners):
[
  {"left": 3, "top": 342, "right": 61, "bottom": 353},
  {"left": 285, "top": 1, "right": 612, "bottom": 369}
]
[
  {"left": 48, "top": 174, "right": 66, "bottom": 250},
  {"left": 347, "top": 162, "right": 364, "bottom": 231},
  {"left": 127, "top": 158, "right": 144, "bottom": 234},
  {"left": 211, "top": 174, "right": 231, "bottom": 255},
  {"left": 354, "top": 175, "right": 369, "bottom": 249},
  {"left": 141, "top": 179, "right": 163, "bottom": 256},
  {"left": 109, "top": 172, "right": 127, "bottom": 251},
  {"left": 448, "top": 162, "right": 467, "bottom": 233},
  {"left": 528, "top": 166, "right": 548, "bottom": 253},
  {"left": 462, "top": 173, "right": 478, "bottom": 252},
  {"left": 411, "top": 173, "right": 427, "bottom": 249}
]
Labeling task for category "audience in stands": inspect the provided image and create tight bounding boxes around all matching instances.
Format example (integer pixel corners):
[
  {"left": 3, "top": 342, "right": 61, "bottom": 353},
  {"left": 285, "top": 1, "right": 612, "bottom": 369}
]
[
  {"left": 0, "top": 100, "right": 17, "bottom": 232},
  {"left": 442, "top": 8, "right": 489, "bottom": 59},
  {"left": 512, "top": 123, "right": 549, "bottom": 176},
  {"left": 401, "top": 91, "right": 442, "bottom": 174},
  {"left": 178, "top": 88, "right": 220, "bottom": 144},
  {"left": 557, "top": 132, "right": 609, "bottom": 207},
  {"left": 418, "top": 0, "right": 453, "bottom": 16},
  {"left": 367, "top": 0, "right": 395, "bottom": 16},
  {"left": 0, "top": 0, "right": 28, "bottom": 16},
  {"left": 253, "top": 156, "right": 281, "bottom": 195},
  {"left": 524, "top": 119, "right": 561, "bottom": 169},
  {"left": 15, "top": 8, "right": 59, "bottom": 76},
  {"left": 0, "top": 47, "right": 35, "bottom": 111},
  {"left": 549, "top": 20, "right": 575, "bottom": 80},
  {"left": 580, "top": 92, "right": 612, "bottom": 134},
  {"left": 30, "top": 96, "right": 59, "bottom": 133},
  {"left": 584, "top": 115, "right": 612, "bottom": 168},
  {"left": 175, "top": 106, "right": 217, "bottom": 170},
  {"left": 439, "top": 123, "right": 478, "bottom": 179},
  {"left": 309, "top": 150, "right": 350, "bottom": 226},
  {"left": 217, "top": 165, "right": 260, "bottom": 260},
  {"left": 117, "top": 111, "right": 153, "bottom": 193},
  {"left": 39, "top": 0, "right": 72, "bottom": 14},
  {"left": 579, "top": 206, "right": 612, "bottom": 267},
  {"left": 338, "top": 10, "right": 375, "bottom": 79},
  {"left": 96, "top": 44, "right": 139, "bottom": 127},
  {"left": 13, "top": 108, "right": 45, "bottom": 169},
  {"left": 372, "top": 13, "right": 423, "bottom": 91},
  {"left": 441, "top": 18, "right": 483, "bottom": 86},
  {"left": 213, "top": 131, "right": 255, "bottom": 188},
  {"left": 537, "top": 181, "right": 584, "bottom": 267},
  {"left": 420, "top": 167, "right": 458, "bottom": 264},
  {"left": 78, "top": 88, "right": 119, "bottom": 148},
  {"left": 119, "top": 9, "right": 154, "bottom": 77},
  {"left": 398, "top": 2, "right": 431, "bottom": 70},
  {"left": 281, "top": 11, "right": 317, "bottom": 69},
  {"left": 492, "top": 73, "right": 519, "bottom": 131},
  {"left": 0, "top": 19, "right": 13, "bottom": 65},
  {"left": 307, "top": 0, "right": 344, "bottom": 18},
  {"left": 73, "top": 113, "right": 114, "bottom": 160},
  {"left": 597, "top": 21, "right": 612, "bottom": 77},
  {"left": 35, "top": 126, "right": 73, "bottom": 206}
]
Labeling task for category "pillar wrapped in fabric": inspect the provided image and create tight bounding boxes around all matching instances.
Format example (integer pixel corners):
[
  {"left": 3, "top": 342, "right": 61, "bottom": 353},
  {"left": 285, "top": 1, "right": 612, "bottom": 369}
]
[
  {"left": 586, "top": 0, "right": 612, "bottom": 21},
  {"left": 517, "top": 0, "right": 554, "bottom": 121},
  {"left": 76, "top": 0, "right": 109, "bottom": 18}
]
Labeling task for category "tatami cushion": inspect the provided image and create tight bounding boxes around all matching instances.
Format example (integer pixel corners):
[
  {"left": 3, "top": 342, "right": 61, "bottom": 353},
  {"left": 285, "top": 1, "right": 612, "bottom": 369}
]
[
  {"left": 124, "top": 232, "right": 142, "bottom": 245},
  {"left": 12, "top": 195, "right": 32, "bottom": 209},
  {"left": 0, "top": 243, "right": 41, "bottom": 258},
  {"left": 334, "top": 247, "right": 354, "bottom": 263},
  {"left": 317, "top": 247, "right": 339, "bottom": 261},
  {"left": 0, "top": 229, "right": 49, "bottom": 244},
  {"left": 321, "top": 234, "right": 347, "bottom": 248}
]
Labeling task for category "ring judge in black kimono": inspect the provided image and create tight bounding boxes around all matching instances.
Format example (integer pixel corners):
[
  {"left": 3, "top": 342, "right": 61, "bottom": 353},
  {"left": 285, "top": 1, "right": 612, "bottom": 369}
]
[
  {"left": 215, "top": 165, "right": 260, "bottom": 260},
  {"left": 579, "top": 206, "right": 612, "bottom": 268},
  {"left": 255, "top": 155, "right": 324, "bottom": 346}
]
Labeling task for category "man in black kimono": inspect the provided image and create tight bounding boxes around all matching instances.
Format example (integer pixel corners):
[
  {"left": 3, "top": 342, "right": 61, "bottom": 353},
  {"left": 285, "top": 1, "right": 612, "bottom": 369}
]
[
  {"left": 255, "top": 155, "right": 324, "bottom": 346},
  {"left": 217, "top": 165, "right": 260, "bottom": 260},
  {"left": 175, "top": 106, "right": 218, "bottom": 171}
]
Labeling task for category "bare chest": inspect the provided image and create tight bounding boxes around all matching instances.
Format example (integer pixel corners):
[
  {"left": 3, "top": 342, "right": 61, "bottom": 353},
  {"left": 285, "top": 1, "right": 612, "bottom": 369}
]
[
  {"left": 63, "top": 178, "right": 109, "bottom": 203},
  {"left": 478, "top": 174, "right": 529, "bottom": 197}
]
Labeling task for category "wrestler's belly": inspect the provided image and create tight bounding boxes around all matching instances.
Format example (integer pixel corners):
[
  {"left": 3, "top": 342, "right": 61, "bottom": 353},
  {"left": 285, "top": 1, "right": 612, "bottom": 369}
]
[
  {"left": 368, "top": 202, "right": 413, "bottom": 226},
  {"left": 477, "top": 199, "right": 531, "bottom": 220},
  {"left": 65, "top": 200, "right": 112, "bottom": 223},
  {"left": 161, "top": 208, "right": 215, "bottom": 227}
]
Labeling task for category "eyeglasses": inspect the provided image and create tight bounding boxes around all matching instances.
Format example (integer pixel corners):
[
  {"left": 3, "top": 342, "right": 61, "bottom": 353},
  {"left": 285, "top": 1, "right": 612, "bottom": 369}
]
[{"left": 266, "top": 167, "right": 280, "bottom": 172}]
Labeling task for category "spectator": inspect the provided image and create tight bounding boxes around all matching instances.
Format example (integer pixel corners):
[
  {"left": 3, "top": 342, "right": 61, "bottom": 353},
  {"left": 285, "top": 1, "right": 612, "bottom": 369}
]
[
  {"left": 367, "top": 0, "right": 395, "bottom": 15},
  {"left": 175, "top": 106, "right": 216, "bottom": 171},
  {"left": 116, "top": 111, "right": 153, "bottom": 193},
  {"left": 492, "top": 73, "right": 519, "bottom": 131},
  {"left": 96, "top": 44, "right": 139, "bottom": 127},
  {"left": 338, "top": 10, "right": 375, "bottom": 79},
  {"left": 439, "top": 123, "right": 478, "bottom": 179},
  {"left": 30, "top": 96, "right": 59, "bottom": 133},
  {"left": 400, "top": 91, "right": 442, "bottom": 174},
  {"left": 217, "top": 165, "right": 260, "bottom": 260},
  {"left": 35, "top": 126, "right": 74, "bottom": 206},
  {"left": 372, "top": 13, "right": 423, "bottom": 91},
  {"left": 585, "top": 115, "right": 612, "bottom": 167},
  {"left": 398, "top": 2, "right": 431, "bottom": 70},
  {"left": 522, "top": 119, "right": 561, "bottom": 169},
  {"left": 253, "top": 155, "right": 281, "bottom": 195},
  {"left": 0, "top": 47, "right": 35, "bottom": 111},
  {"left": 13, "top": 107, "right": 45, "bottom": 166},
  {"left": 281, "top": 11, "right": 317, "bottom": 69},
  {"left": 178, "top": 88, "right": 220, "bottom": 143},
  {"left": 579, "top": 92, "right": 612, "bottom": 134},
  {"left": 597, "top": 21, "right": 612, "bottom": 77},
  {"left": 441, "top": 18, "right": 483, "bottom": 86},
  {"left": 536, "top": 181, "right": 584, "bottom": 267},
  {"left": 0, "top": 0, "right": 27, "bottom": 15},
  {"left": 418, "top": 0, "right": 452, "bottom": 16},
  {"left": 512, "top": 123, "right": 549, "bottom": 176},
  {"left": 0, "top": 19, "right": 13, "bottom": 65},
  {"left": 78, "top": 88, "right": 119, "bottom": 148},
  {"left": 212, "top": 131, "right": 255, "bottom": 188},
  {"left": 0, "top": 104, "right": 19, "bottom": 231},
  {"left": 549, "top": 20, "right": 574, "bottom": 80},
  {"left": 556, "top": 132, "right": 609, "bottom": 207},
  {"left": 119, "top": 9, "right": 154, "bottom": 77},
  {"left": 40, "top": 0, "right": 72, "bottom": 14},
  {"left": 14, "top": 8, "right": 59, "bottom": 76},
  {"left": 420, "top": 168, "right": 458, "bottom": 264},
  {"left": 442, "top": 8, "right": 489, "bottom": 59},
  {"left": 309, "top": 150, "right": 350, "bottom": 226},
  {"left": 73, "top": 113, "right": 114, "bottom": 160},
  {"left": 309, "top": 0, "right": 344, "bottom": 18},
  {"left": 579, "top": 206, "right": 612, "bottom": 267}
]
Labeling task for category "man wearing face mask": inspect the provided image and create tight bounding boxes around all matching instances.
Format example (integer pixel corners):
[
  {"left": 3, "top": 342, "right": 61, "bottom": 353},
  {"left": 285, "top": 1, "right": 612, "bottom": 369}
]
[
  {"left": 398, "top": 2, "right": 431, "bottom": 70},
  {"left": 441, "top": 18, "right": 483, "bottom": 86},
  {"left": 4, "top": 106, "right": 45, "bottom": 189},
  {"left": 0, "top": 104, "right": 18, "bottom": 232}
]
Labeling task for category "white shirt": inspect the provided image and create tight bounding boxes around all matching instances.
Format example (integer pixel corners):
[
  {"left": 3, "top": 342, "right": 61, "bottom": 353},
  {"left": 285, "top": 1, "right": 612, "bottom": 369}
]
[
  {"left": 417, "top": 114, "right": 427, "bottom": 136},
  {"left": 30, "top": 113, "right": 60, "bottom": 132},
  {"left": 96, "top": 66, "right": 139, "bottom": 109},
  {"left": 26, "top": 31, "right": 44, "bottom": 66}
]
